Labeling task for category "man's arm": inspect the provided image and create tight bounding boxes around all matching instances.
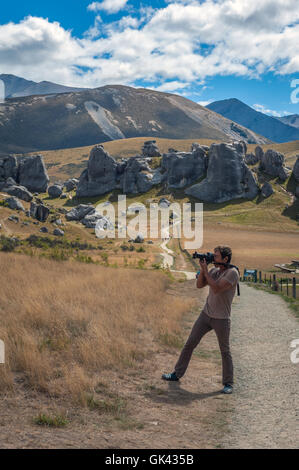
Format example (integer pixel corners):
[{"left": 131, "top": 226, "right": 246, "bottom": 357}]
[
  {"left": 196, "top": 269, "right": 208, "bottom": 288},
  {"left": 204, "top": 272, "right": 233, "bottom": 294}
]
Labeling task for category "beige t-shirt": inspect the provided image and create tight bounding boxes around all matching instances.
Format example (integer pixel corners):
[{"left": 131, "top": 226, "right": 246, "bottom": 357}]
[{"left": 202, "top": 267, "right": 239, "bottom": 319}]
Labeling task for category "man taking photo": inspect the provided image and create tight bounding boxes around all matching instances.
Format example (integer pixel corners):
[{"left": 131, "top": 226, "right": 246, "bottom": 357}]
[{"left": 162, "top": 245, "right": 239, "bottom": 394}]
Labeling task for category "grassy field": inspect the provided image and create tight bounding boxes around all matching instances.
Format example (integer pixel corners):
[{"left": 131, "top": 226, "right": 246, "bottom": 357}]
[{"left": 0, "top": 252, "right": 192, "bottom": 402}]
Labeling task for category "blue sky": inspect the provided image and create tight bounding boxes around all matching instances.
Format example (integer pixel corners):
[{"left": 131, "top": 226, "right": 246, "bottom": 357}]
[{"left": 0, "top": 0, "right": 299, "bottom": 116}]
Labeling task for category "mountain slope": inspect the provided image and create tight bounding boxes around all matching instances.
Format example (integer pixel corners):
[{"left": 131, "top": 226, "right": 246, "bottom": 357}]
[
  {"left": 278, "top": 114, "right": 299, "bottom": 129},
  {"left": 207, "top": 98, "right": 299, "bottom": 143},
  {"left": 0, "top": 85, "right": 269, "bottom": 154},
  {"left": 0, "top": 74, "right": 86, "bottom": 98}
]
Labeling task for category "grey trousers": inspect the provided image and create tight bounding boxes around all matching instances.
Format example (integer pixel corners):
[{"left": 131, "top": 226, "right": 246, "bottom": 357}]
[{"left": 174, "top": 310, "right": 233, "bottom": 385}]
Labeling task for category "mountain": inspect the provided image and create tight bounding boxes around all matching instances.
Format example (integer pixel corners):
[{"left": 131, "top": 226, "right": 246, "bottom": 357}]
[
  {"left": 207, "top": 98, "right": 299, "bottom": 143},
  {"left": 0, "top": 85, "right": 269, "bottom": 154},
  {"left": 277, "top": 114, "right": 299, "bottom": 129},
  {"left": 0, "top": 74, "right": 87, "bottom": 98}
]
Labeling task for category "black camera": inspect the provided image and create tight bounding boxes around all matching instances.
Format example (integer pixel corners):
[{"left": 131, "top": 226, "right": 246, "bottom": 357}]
[{"left": 192, "top": 251, "right": 215, "bottom": 264}]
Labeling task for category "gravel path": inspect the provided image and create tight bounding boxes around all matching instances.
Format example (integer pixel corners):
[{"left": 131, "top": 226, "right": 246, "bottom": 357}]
[{"left": 221, "top": 283, "right": 298, "bottom": 448}]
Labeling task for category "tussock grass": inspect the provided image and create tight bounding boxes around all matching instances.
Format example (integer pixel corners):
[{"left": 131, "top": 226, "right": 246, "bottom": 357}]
[{"left": 0, "top": 252, "right": 192, "bottom": 404}]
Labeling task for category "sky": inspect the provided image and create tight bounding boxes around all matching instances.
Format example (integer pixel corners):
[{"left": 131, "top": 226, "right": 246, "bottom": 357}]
[{"left": 0, "top": 0, "right": 299, "bottom": 116}]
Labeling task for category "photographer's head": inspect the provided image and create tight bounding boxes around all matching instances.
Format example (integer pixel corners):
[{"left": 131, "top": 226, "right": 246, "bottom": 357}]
[{"left": 214, "top": 245, "right": 232, "bottom": 269}]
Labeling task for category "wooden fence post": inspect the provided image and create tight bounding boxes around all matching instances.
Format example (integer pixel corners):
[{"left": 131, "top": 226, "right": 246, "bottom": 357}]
[
  {"left": 287, "top": 279, "right": 289, "bottom": 296},
  {"left": 293, "top": 278, "right": 296, "bottom": 299},
  {"left": 259, "top": 271, "right": 262, "bottom": 283}
]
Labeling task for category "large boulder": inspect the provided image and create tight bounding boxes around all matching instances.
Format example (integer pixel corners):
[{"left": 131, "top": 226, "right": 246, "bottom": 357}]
[
  {"left": 30, "top": 202, "right": 50, "bottom": 222},
  {"left": 259, "top": 149, "right": 287, "bottom": 178},
  {"left": 2, "top": 184, "right": 33, "bottom": 202},
  {"left": 81, "top": 212, "right": 104, "bottom": 229},
  {"left": 64, "top": 178, "right": 79, "bottom": 192},
  {"left": 255, "top": 146, "right": 264, "bottom": 161},
  {"left": 48, "top": 184, "right": 63, "bottom": 199},
  {"left": 161, "top": 145, "right": 207, "bottom": 189},
  {"left": 261, "top": 182, "right": 274, "bottom": 198},
  {"left": 76, "top": 146, "right": 118, "bottom": 197},
  {"left": 245, "top": 153, "right": 259, "bottom": 165},
  {"left": 5, "top": 196, "right": 25, "bottom": 211},
  {"left": 185, "top": 143, "right": 259, "bottom": 203},
  {"left": 65, "top": 204, "right": 95, "bottom": 221},
  {"left": 17, "top": 155, "right": 49, "bottom": 193}
]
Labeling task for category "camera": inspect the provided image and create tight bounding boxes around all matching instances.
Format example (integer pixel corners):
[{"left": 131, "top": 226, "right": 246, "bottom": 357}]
[{"left": 192, "top": 251, "right": 215, "bottom": 264}]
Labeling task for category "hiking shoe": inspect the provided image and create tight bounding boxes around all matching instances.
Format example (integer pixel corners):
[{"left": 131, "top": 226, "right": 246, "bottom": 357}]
[
  {"left": 161, "top": 372, "right": 179, "bottom": 381},
  {"left": 221, "top": 384, "right": 233, "bottom": 394}
]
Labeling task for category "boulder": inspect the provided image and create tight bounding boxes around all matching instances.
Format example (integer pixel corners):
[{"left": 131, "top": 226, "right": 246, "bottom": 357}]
[
  {"left": 40, "top": 227, "right": 49, "bottom": 233},
  {"left": 30, "top": 202, "right": 50, "bottom": 222},
  {"left": 17, "top": 155, "right": 49, "bottom": 193},
  {"left": 134, "top": 233, "right": 144, "bottom": 243},
  {"left": 53, "top": 228, "right": 65, "bottom": 237},
  {"left": 81, "top": 212, "right": 103, "bottom": 229},
  {"left": 142, "top": 141, "right": 161, "bottom": 158},
  {"left": 185, "top": 143, "right": 259, "bottom": 203},
  {"left": 261, "top": 182, "right": 274, "bottom": 198},
  {"left": 161, "top": 145, "right": 207, "bottom": 189},
  {"left": 76, "top": 145, "right": 118, "bottom": 197},
  {"left": 65, "top": 204, "right": 95, "bottom": 221},
  {"left": 158, "top": 198, "right": 171, "bottom": 208},
  {"left": 5, "top": 196, "right": 25, "bottom": 211},
  {"left": 65, "top": 178, "right": 79, "bottom": 192},
  {"left": 3, "top": 184, "right": 33, "bottom": 202},
  {"left": 295, "top": 186, "right": 299, "bottom": 198},
  {"left": 232, "top": 140, "right": 247, "bottom": 156},
  {"left": 277, "top": 166, "right": 288, "bottom": 182},
  {"left": 48, "top": 184, "right": 63, "bottom": 199},
  {"left": 8, "top": 215, "right": 19, "bottom": 223},
  {"left": 259, "top": 149, "right": 287, "bottom": 178}
]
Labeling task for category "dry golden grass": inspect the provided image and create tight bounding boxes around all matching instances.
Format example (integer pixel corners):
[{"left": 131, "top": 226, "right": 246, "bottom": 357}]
[{"left": 0, "top": 252, "right": 192, "bottom": 404}]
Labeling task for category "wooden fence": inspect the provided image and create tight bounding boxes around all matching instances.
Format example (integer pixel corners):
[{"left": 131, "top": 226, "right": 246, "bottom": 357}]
[{"left": 243, "top": 271, "right": 298, "bottom": 299}]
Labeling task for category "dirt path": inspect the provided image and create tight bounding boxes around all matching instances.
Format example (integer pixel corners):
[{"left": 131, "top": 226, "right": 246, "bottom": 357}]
[{"left": 220, "top": 283, "right": 298, "bottom": 448}]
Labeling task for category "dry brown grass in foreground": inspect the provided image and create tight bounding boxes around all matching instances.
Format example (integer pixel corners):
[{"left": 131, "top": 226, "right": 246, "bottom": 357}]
[{"left": 0, "top": 253, "right": 192, "bottom": 405}]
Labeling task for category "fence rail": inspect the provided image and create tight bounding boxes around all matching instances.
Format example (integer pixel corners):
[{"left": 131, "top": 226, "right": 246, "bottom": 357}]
[{"left": 243, "top": 270, "right": 298, "bottom": 299}]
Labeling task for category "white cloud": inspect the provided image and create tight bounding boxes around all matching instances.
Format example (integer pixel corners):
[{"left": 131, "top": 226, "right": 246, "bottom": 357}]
[
  {"left": 154, "top": 81, "right": 190, "bottom": 92},
  {"left": 198, "top": 100, "right": 213, "bottom": 106},
  {"left": 88, "top": 0, "right": 128, "bottom": 14},
  {"left": 0, "top": 1, "right": 299, "bottom": 89},
  {"left": 253, "top": 104, "right": 290, "bottom": 117}
]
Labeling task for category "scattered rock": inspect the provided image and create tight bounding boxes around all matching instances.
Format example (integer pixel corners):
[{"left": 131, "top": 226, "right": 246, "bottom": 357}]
[
  {"left": 134, "top": 234, "right": 144, "bottom": 243},
  {"left": 48, "top": 184, "right": 63, "bottom": 199},
  {"left": 245, "top": 153, "right": 259, "bottom": 165},
  {"left": 3, "top": 184, "right": 33, "bottom": 202},
  {"left": 158, "top": 198, "right": 171, "bottom": 208},
  {"left": 8, "top": 215, "right": 19, "bottom": 223},
  {"left": 5, "top": 196, "right": 25, "bottom": 211},
  {"left": 40, "top": 227, "right": 48, "bottom": 233},
  {"left": 64, "top": 178, "right": 79, "bottom": 192},
  {"left": 60, "top": 193, "right": 67, "bottom": 199},
  {"left": 30, "top": 202, "right": 50, "bottom": 222},
  {"left": 259, "top": 149, "right": 287, "bottom": 178},
  {"left": 66, "top": 204, "right": 95, "bottom": 221},
  {"left": 261, "top": 182, "right": 274, "bottom": 198},
  {"left": 53, "top": 228, "right": 65, "bottom": 236}
]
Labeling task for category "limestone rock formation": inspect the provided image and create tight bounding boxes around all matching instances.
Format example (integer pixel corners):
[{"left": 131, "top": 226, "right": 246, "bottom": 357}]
[
  {"left": 65, "top": 204, "right": 95, "bottom": 221},
  {"left": 259, "top": 149, "right": 287, "bottom": 179},
  {"left": 142, "top": 141, "right": 161, "bottom": 158},
  {"left": 30, "top": 202, "right": 50, "bottom": 222},
  {"left": 77, "top": 145, "right": 118, "bottom": 197},
  {"left": 17, "top": 155, "right": 49, "bottom": 193},
  {"left": 3, "top": 184, "right": 33, "bottom": 202},
  {"left": 48, "top": 184, "right": 63, "bottom": 199},
  {"left": 161, "top": 145, "right": 207, "bottom": 189},
  {"left": 185, "top": 143, "right": 259, "bottom": 203}
]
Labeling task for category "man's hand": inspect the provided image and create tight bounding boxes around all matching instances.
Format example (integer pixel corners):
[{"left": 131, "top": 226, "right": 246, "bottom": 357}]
[{"left": 196, "top": 260, "right": 208, "bottom": 288}]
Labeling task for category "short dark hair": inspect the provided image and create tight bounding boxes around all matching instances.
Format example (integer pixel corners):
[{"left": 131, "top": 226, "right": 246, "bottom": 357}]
[{"left": 214, "top": 245, "right": 232, "bottom": 263}]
